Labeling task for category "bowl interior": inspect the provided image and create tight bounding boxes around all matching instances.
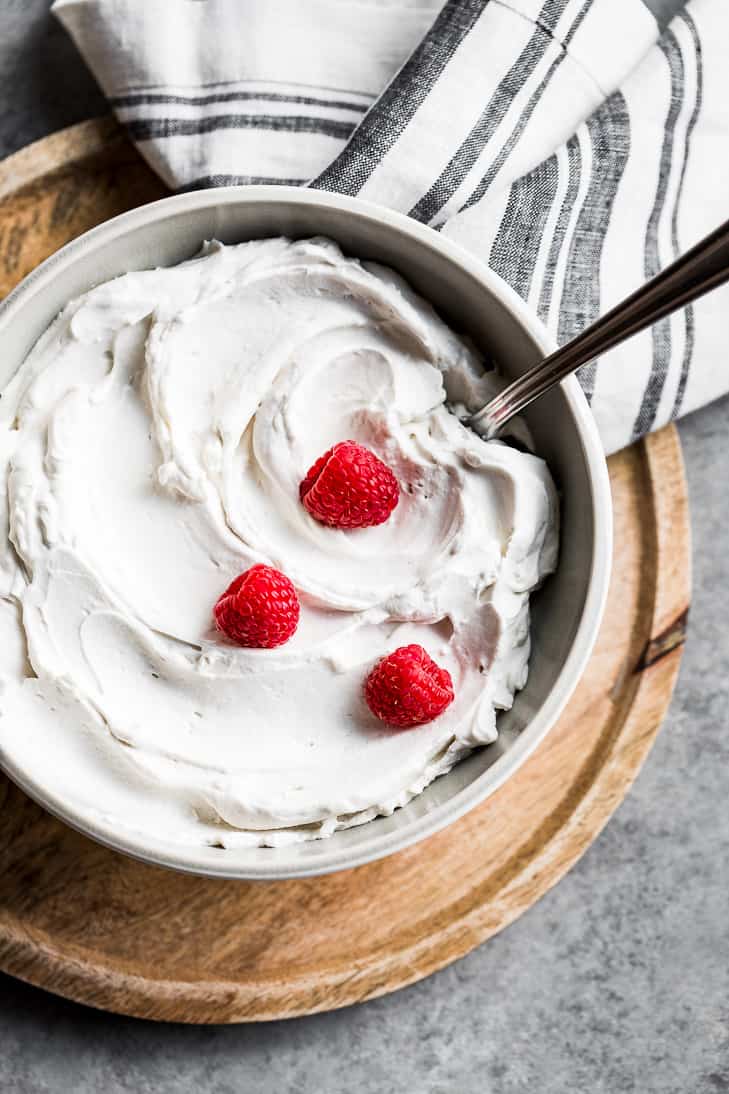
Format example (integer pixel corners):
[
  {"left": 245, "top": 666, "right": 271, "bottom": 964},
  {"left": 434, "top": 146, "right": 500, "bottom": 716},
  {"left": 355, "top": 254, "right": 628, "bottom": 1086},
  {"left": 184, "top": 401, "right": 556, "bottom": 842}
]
[{"left": 0, "top": 190, "right": 609, "bottom": 878}]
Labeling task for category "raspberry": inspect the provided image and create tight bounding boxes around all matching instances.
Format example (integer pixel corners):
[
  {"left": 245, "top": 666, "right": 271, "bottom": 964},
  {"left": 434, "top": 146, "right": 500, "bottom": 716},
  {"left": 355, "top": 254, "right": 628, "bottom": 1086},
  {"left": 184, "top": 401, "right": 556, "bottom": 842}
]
[
  {"left": 299, "top": 440, "right": 399, "bottom": 529},
  {"left": 364, "top": 644, "right": 454, "bottom": 728},
  {"left": 214, "top": 564, "right": 300, "bottom": 648}
]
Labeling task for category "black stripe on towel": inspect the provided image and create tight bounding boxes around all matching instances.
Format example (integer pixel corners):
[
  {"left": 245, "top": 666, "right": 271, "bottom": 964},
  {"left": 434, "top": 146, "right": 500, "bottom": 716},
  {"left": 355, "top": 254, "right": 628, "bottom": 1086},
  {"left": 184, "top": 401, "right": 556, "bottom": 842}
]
[
  {"left": 310, "top": 0, "right": 490, "bottom": 196},
  {"left": 112, "top": 90, "right": 369, "bottom": 113},
  {"left": 631, "top": 29, "right": 685, "bottom": 439},
  {"left": 488, "top": 152, "right": 561, "bottom": 303},
  {"left": 557, "top": 91, "right": 631, "bottom": 404},
  {"left": 456, "top": 0, "right": 592, "bottom": 219},
  {"left": 537, "top": 134, "right": 582, "bottom": 325},
  {"left": 126, "top": 114, "right": 356, "bottom": 141},
  {"left": 670, "top": 11, "right": 703, "bottom": 422},
  {"left": 177, "top": 175, "right": 305, "bottom": 192},
  {"left": 408, "top": 0, "right": 574, "bottom": 224}
]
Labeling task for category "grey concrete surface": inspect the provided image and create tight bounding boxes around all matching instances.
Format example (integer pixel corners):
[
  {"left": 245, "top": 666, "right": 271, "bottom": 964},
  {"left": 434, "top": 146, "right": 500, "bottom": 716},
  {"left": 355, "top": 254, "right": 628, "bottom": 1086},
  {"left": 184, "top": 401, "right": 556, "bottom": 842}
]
[{"left": 2, "top": 1, "right": 724, "bottom": 1092}]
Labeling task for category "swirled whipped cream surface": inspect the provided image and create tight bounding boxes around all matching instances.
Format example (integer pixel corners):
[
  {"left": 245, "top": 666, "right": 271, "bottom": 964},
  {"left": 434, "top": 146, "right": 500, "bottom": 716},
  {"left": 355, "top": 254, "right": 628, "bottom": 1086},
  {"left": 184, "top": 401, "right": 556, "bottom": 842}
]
[{"left": 0, "top": 237, "right": 558, "bottom": 847}]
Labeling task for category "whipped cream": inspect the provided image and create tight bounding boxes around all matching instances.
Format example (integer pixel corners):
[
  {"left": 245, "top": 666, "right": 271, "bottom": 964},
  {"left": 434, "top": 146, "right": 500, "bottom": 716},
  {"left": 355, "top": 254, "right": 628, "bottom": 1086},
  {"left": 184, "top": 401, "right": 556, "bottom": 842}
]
[{"left": 0, "top": 238, "right": 558, "bottom": 847}]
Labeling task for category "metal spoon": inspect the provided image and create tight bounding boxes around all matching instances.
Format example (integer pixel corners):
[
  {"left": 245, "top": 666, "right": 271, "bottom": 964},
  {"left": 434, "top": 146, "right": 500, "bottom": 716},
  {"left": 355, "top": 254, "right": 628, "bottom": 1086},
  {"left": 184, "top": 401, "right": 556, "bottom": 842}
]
[{"left": 468, "top": 217, "right": 729, "bottom": 439}]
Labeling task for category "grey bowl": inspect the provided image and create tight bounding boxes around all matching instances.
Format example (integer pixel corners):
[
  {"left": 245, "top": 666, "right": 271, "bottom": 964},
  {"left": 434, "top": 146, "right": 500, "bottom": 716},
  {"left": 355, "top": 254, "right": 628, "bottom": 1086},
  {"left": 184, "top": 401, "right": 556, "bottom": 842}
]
[{"left": 0, "top": 187, "right": 612, "bottom": 879}]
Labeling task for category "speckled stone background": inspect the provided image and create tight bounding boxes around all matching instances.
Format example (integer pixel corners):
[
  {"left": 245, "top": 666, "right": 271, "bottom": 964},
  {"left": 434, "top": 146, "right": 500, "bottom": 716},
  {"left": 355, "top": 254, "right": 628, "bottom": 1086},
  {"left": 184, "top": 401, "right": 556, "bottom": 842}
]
[{"left": 1, "top": 2, "right": 727, "bottom": 1092}]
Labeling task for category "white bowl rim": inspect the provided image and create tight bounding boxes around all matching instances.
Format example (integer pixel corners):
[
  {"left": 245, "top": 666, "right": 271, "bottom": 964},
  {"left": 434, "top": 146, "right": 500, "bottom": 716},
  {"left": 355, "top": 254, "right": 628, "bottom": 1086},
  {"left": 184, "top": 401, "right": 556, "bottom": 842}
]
[{"left": 0, "top": 185, "right": 613, "bottom": 879}]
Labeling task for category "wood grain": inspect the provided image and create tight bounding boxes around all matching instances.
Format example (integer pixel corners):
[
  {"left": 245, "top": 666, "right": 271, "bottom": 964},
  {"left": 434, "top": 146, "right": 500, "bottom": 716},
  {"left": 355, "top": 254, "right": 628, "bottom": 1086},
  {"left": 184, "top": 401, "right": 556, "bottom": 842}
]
[{"left": 0, "top": 120, "right": 691, "bottom": 1023}]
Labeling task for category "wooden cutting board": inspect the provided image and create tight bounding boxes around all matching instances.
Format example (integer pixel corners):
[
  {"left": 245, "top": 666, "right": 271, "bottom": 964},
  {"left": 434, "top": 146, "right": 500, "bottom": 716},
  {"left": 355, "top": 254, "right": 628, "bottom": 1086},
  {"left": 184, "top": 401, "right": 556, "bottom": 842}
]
[{"left": 0, "top": 119, "right": 691, "bottom": 1023}]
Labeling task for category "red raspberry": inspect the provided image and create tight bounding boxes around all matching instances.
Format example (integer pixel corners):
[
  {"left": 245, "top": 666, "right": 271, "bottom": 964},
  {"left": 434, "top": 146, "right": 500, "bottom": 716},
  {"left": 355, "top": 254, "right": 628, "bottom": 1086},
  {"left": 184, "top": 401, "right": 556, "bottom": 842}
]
[
  {"left": 364, "top": 644, "right": 454, "bottom": 728},
  {"left": 214, "top": 564, "right": 300, "bottom": 648},
  {"left": 299, "top": 440, "right": 399, "bottom": 529}
]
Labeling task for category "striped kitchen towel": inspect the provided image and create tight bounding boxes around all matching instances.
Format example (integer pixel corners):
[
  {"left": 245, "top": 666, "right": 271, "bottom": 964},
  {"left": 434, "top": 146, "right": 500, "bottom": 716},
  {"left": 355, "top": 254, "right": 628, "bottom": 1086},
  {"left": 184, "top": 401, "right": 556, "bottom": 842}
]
[{"left": 53, "top": 0, "right": 729, "bottom": 454}]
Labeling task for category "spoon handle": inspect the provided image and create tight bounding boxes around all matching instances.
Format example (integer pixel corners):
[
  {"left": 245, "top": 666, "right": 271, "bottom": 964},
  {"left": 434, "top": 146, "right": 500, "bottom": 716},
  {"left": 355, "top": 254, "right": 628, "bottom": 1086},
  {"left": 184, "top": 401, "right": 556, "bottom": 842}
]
[{"left": 468, "top": 216, "right": 729, "bottom": 439}]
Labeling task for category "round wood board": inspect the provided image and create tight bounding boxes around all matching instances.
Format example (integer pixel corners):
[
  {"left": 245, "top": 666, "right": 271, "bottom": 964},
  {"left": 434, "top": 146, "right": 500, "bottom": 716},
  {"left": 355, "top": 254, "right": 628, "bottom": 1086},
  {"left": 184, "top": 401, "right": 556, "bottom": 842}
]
[{"left": 0, "top": 119, "right": 691, "bottom": 1023}]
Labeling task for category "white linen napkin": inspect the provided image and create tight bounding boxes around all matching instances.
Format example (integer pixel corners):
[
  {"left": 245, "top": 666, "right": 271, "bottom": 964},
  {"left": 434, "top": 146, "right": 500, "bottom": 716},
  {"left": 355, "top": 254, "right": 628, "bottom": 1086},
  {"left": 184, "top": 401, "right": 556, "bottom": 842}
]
[{"left": 53, "top": 0, "right": 729, "bottom": 453}]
